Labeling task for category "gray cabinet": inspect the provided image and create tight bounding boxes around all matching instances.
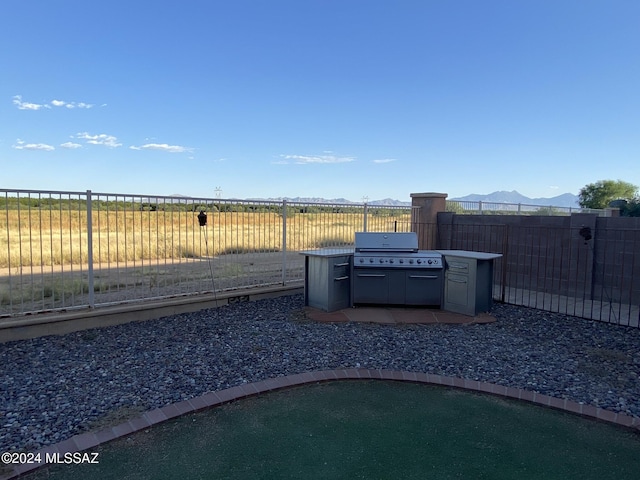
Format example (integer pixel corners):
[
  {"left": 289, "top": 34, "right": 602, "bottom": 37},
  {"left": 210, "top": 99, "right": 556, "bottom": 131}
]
[
  {"left": 439, "top": 251, "right": 502, "bottom": 316},
  {"left": 352, "top": 268, "right": 443, "bottom": 306},
  {"left": 301, "top": 250, "right": 353, "bottom": 312}
]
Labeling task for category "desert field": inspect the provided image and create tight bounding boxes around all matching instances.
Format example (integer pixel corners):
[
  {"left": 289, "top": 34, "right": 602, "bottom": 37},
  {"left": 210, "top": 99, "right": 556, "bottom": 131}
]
[
  {"left": 0, "top": 202, "right": 410, "bottom": 314},
  {"left": 1, "top": 208, "right": 410, "bottom": 268}
]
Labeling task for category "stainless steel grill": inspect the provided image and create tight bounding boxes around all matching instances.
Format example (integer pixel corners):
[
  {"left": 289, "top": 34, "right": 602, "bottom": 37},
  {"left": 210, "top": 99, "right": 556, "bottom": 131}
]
[
  {"left": 352, "top": 232, "right": 443, "bottom": 306},
  {"left": 354, "top": 232, "right": 443, "bottom": 269}
]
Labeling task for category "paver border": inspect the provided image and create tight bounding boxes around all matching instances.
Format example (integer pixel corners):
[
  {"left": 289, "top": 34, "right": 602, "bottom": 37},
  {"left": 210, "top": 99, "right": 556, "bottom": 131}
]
[{"left": 4, "top": 369, "right": 639, "bottom": 479}]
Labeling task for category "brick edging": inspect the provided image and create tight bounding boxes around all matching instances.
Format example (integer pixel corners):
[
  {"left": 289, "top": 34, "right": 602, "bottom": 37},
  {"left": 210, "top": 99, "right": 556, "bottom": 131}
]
[{"left": 5, "top": 369, "right": 640, "bottom": 479}]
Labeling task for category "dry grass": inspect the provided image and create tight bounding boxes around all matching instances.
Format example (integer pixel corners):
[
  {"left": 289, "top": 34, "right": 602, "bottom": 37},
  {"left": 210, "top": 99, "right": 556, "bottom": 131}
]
[{"left": 1, "top": 209, "right": 410, "bottom": 268}]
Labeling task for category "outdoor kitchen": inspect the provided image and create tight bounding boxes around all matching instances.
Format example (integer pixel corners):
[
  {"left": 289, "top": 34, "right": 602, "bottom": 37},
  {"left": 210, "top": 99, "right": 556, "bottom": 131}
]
[{"left": 300, "top": 231, "right": 502, "bottom": 316}]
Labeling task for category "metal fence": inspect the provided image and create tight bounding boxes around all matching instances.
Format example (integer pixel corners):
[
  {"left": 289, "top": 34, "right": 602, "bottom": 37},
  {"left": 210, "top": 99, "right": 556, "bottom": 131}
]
[
  {"left": 447, "top": 200, "right": 609, "bottom": 216},
  {"left": 437, "top": 222, "right": 640, "bottom": 327},
  {"left": 3, "top": 188, "right": 637, "bottom": 328},
  {"left": 0, "top": 189, "right": 415, "bottom": 316}
]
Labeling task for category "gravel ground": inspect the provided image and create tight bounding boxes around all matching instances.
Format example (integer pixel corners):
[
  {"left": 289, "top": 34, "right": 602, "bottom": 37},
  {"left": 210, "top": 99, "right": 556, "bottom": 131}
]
[{"left": 1, "top": 293, "right": 639, "bottom": 453}]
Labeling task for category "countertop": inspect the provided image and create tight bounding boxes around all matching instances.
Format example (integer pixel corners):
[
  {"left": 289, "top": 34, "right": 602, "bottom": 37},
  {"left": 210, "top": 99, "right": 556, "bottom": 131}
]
[
  {"left": 300, "top": 248, "right": 502, "bottom": 260},
  {"left": 435, "top": 250, "right": 502, "bottom": 260},
  {"left": 299, "top": 248, "right": 355, "bottom": 257}
]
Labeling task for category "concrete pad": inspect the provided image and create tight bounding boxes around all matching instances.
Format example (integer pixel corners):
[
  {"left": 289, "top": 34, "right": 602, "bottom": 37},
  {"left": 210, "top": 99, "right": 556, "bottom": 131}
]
[
  {"left": 304, "top": 306, "right": 496, "bottom": 325},
  {"left": 302, "top": 307, "right": 350, "bottom": 323},
  {"left": 389, "top": 308, "right": 439, "bottom": 324},
  {"left": 343, "top": 308, "right": 397, "bottom": 324}
]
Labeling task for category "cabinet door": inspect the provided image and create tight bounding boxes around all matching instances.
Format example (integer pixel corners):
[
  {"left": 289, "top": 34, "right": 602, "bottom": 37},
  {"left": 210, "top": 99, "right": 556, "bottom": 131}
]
[
  {"left": 330, "top": 256, "right": 351, "bottom": 310},
  {"left": 405, "top": 271, "right": 442, "bottom": 306},
  {"left": 444, "top": 273, "right": 471, "bottom": 313},
  {"left": 353, "top": 269, "right": 389, "bottom": 304},
  {"left": 447, "top": 259, "right": 471, "bottom": 274}
]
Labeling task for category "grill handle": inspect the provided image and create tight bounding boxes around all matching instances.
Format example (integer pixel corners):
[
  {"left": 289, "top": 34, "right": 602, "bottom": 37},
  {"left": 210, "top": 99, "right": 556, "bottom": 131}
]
[
  {"left": 448, "top": 263, "right": 468, "bottom": 271},
  {"left": 448, "top": 278, "right": 467, "bottom": 283},
  {"left": 333, "top": 276, "right": 349, "bottom": 281},
  {"left": 334, "top": 263, "right": 350, "bottom": 267},
  {"left": 409, "top": 275, "right": 439, "bottom": 279},
  {"left": 356, "top": 274, "right": 386, "bottom": 278}
]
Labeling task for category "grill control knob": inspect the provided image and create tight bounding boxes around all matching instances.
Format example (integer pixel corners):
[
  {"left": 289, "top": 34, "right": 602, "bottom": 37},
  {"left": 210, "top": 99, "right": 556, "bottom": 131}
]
[
  {"left": 379, "top": 258, "right": 384, "bottom": 263},
  {"left": 399, "top": 259, "right": 404, "bottom": 264},
  {"left": 369, "top": 258, "right": 374, "bottom": 263},
  {"left": 409, "top": 259, "right": 414, "bottom": 264},
  {"left": 359, "top": 258, "right": 364, "bottom": 263},
  {"left": 427, "top": 259, "right": 432, "bottom": 264},
  {"left": 417, "top": 259, "right": 422, "bottom": 264}
]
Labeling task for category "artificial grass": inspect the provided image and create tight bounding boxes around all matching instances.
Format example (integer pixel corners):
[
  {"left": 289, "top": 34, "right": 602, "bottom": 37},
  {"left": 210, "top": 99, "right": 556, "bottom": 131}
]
[{"left": 24, "top": 380, "right": 640, "bottom": 479}]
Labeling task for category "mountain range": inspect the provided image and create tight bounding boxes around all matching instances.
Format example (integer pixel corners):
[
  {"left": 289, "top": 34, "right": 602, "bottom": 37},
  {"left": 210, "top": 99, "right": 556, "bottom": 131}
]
[
  {"left": 256, "top": 191, "right": 580, "bottom": 208},
  {"left": 254, "top": 197, "right": 410, "bottom": 206},
  {"left": 173, "top": 191, "right": 580, "bottom": 208},
  {"left": 450, "top": 191, "right": 580, "bottom": 208}
]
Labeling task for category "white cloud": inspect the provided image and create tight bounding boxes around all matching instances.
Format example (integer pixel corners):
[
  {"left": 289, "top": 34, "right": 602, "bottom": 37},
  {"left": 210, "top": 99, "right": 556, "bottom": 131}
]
[
  {"left": 281, "top": 154, "right": 356, "bottom": 164},
  {"left": 372, "top": 158, "right": 397, "bottom": 164},
  {"left": 12, "top": 139, "right": 55, "bottom": 151},
  {"left": 12, "top": 95, "right": 50, "bottom": 111},
  {"left": 52, "top": 99, "right": 94, "bottom": 109},
  {"left": 129, "top": 143, "right": 194, "bottom": 153},
  {"left": 60, "top": 141, "right": 83, "bottom": 149},
  {"left": 75, "top": 132, "right": 122, "bottom": 148},
  {"left": 13, "top": 95, "right": 95, "bottom": 110}
]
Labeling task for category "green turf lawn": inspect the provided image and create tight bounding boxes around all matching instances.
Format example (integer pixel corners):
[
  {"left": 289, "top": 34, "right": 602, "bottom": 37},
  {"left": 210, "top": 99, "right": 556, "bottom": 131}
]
[{"left": 23, "top": 381, "right": 640, "bottom": 479}]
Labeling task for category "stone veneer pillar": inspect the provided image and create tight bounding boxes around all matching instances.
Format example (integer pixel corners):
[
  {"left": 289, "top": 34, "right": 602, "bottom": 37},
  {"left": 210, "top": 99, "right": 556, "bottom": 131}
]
[{"left": 410, "top": 192, "right": 448, "bottom": 250}]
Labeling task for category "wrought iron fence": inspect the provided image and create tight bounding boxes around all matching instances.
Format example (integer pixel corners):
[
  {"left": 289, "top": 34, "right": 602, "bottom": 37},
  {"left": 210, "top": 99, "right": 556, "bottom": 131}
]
[
  {"left": 436, "top": 222, "right": 640, "bottom": 327},
  {"left": 0, "top": 189, "right": 415, "bottom": 316},
  {"left": 3, "top": 188, "right": 637, "bottom": 328},
  {"left": 446, "top": 200, "right": 609, "bottom": 216}
]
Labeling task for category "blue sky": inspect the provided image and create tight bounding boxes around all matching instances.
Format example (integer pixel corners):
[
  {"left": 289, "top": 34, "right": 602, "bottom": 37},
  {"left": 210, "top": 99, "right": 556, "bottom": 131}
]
[{"left": 2, "top": 0, "right": 639, "bottom": 203}]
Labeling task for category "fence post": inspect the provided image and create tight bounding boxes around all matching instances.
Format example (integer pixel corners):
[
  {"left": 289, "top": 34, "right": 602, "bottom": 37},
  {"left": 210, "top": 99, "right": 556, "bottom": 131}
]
[
  {"left": 363, "top": 202, "right": 368, "bottom": 232},
  {"left": 281, "top": 200, "right": 287, "bottom": 285},
  {"left": 86, "top": 190, "right": 95, "bottom": 308},
  {"left": 409, "top": 193, "right": 447, "bottom": 250},
  {"left": 479, "top": 201, "right": 483, "bottom": 215}
]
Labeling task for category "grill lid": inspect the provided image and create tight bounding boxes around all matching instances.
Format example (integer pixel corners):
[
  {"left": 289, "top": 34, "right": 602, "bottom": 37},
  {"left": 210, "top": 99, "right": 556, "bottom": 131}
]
[{"left": 355, "top": 232, "right": 418, "bottom": 252}]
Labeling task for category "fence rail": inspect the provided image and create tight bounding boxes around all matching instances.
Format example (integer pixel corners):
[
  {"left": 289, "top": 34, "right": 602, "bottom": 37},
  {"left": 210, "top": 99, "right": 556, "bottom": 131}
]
[
  {"left": 2, "top": 189, "right": 637, "bottom": 328},
  {"left": 446, "top": 200, "right": 609, "bottom": 216},
  {"left": 1, "top": 189, "right": 414, "bottom": 316},
  {"left": 436, "top": 222, "right": 640, "bottom": 327}
]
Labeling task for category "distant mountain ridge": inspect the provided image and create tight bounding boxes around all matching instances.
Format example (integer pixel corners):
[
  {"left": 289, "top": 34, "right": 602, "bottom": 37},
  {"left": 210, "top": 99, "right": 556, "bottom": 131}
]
[
  {"left": 250, "top": 197, "right": 412, "bottom": 206},
  {"left": 171, "top": 191, "right": 579, "bottom": 208},
  {"left": 450, "top": 190, "right": 579, "bottom": 208},
  {"left": 258, "top": 192, "right": 579, "bottom": 208},
  {"left": 170, "top": 194, "right": 412, "bottom": 206}
]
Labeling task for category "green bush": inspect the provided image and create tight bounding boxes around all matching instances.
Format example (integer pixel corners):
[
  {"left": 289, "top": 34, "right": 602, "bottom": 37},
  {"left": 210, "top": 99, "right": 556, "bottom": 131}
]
[{"left": 621, "top": 199, "right": 640, "bottom": 217}]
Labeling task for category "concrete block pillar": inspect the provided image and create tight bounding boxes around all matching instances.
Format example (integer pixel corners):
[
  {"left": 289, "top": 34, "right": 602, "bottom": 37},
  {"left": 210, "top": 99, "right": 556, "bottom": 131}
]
[{"left": 410, "top": 192, "right": 448, "bottom": 250}]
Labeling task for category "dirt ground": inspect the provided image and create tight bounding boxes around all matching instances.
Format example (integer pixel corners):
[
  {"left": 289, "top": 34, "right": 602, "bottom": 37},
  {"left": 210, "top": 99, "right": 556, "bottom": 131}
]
[{"left": 0, "top": 251, "right": 305, "bottom": 316}]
